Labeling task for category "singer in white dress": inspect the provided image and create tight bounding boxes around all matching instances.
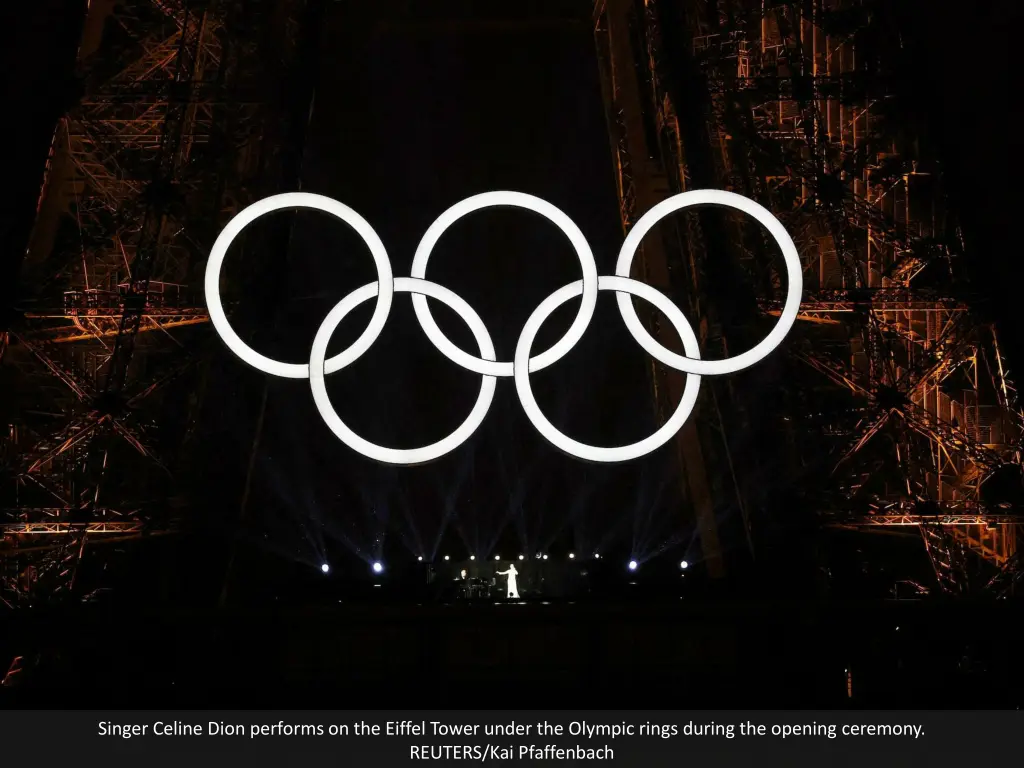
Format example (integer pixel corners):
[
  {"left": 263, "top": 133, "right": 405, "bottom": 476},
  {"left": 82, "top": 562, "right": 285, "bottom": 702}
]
[{"left": 496, "top": 564, "right": 519, "bottom": 599}]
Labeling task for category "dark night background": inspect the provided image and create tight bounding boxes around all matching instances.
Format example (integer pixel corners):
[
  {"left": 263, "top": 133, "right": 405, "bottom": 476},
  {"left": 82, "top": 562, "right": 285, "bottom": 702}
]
[
  {"left": 219, "top": 0, "right": 672, "bottom": 587},
  {"left": 2, "top": 0, "right": 1023, "bottom": 705}
]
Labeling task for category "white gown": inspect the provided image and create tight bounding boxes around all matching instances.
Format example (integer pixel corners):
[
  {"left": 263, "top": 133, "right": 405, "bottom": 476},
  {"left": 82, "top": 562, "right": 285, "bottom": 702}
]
[{"left": 501, "top": 569, "right": 519, "bottom": 598}]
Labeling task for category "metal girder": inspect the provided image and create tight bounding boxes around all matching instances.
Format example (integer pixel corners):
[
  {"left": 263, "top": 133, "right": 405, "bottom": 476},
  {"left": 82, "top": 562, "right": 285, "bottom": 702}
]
[
  {"left": 920, "top": 524, "right": 971, "bottom": 594},
  {"left": 594, "top": 0, "right": 732, "bottom": 577},
  {"left": 839, "top": 515, "right": 1019, "bottom": 527},
  {"left": 614, "top": 0, "right": 1022, "bottom": 594},
  {"left": 984, "top": 549, "right": 1024, "bottom": 598},
  {"left": 1, "top": 513, "right": 143, "bottom": 535},
  {"left": 1, "top": 0, "right": 310, "bottom": 605},
  {"left": 762, "top": 290, "right": 969, "bottom": 314}
]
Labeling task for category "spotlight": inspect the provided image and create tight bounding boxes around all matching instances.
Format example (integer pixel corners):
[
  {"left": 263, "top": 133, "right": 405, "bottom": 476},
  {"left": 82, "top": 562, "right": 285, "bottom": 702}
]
[
  {"left": 417, "top": 556, "right": 423, "bottom": 562},
  {"left": 444, "top": 555, "right": 450, "bottom": 561},
  {"left": 568, "top": 553, "right": 575, "bottom": 559},
  {"left": 321, "top": 563, "right": 330, "bottom": 574},
  {"left": 628, "top": 560, "right": 638, "bottom": 571},
  {"left": 594, "top": 553, "right": 600, "bottom": 559},
  {"left": 518, "top": 555, "right": 524, "bottom": 561},
  {"left": 495, "top": 555, "right": 501, "bottom": 561},
  {"left": 542, "top": 554, "right": 548, "bottom": 560},
  {"left": 372, "top": 561, "right": 383, "bottom": 573},
  {"left": 680, "top": 560, "right": 689, "bottom": 570},
  {"left": 470, "top": 555, "right": 476, "bottom": 561}
]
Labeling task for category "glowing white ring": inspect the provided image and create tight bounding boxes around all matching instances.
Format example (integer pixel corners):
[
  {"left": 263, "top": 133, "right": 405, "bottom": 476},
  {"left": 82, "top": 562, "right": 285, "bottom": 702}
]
[
  {"left": 614, "top": 188, "right": 802, "bottom": 375},
  {"left": 204, "top": 192, "right": 394, "bottom": 379},
  {"left": 205, "top": 189, "right": 802, "bottom": 465},
  {"left": 514, "top": 276, "right": 701, "bottom": 463},
  {"left": 410, "top": 191, "right": 599, "bottom": 377},
  {"left": 309, "top": 277, "right": 497, "bottom": 465}
]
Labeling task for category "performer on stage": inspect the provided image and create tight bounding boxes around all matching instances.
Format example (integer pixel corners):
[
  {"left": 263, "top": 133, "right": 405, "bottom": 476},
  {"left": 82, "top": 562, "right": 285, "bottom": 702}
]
[{"left": 496, "top": 563, "right": 519, "bottom": 599}]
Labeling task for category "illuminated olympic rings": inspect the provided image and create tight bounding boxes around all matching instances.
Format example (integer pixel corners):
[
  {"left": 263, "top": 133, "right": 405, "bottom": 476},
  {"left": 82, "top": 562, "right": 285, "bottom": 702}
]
[{"left": 204, "top": 190, "right": 802, "bottom": 464}]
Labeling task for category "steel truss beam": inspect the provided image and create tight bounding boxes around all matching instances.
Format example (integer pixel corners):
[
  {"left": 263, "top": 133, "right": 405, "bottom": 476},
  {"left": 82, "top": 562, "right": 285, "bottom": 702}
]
[
  {"left": 1, "top": 0, "right": 310, "bottom": 606},
  {"left": 2, "top": 518, "right": 145, "bottom": 534},
  {"left": 595, "top": 0, "right": 1022, "bottom": 595},
  {"left": 843, "top": 516, "right": 1018, "bottom": 527},
  {"left": 594, "top": 0, "right": 741, "bottom": 578}
]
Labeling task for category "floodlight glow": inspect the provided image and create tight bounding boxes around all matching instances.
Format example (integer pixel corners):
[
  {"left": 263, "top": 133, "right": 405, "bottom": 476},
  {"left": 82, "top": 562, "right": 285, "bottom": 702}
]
[
  {"left": 519, "top": 555, "right": 525, "bottom": 560},
  {"left": 372, "top": 561, "right": 383, "bottom": 573},
  {"left": 495, "top": 555, "right": 501, "bottom": 561},
  {"left": 568, "top": 553, "right": 575, "bottom": 559},
  {"left": 206, "top": 190, "right": 801, "bottom": 465},
  {"left": 417, "top": 556, "right": 423, "bottom": 562},
  {"left": 628, "top": 560, "right": 638, "bottom": 571},
  {"left": 680, "top": 560, "right": 689, "bottom": 570},
  {"left": 542, "top": 554, "right": 549, "bottom": 560},
  {"left": 444, "top": 555, "right": 450, "bottom": 561},
  {"left": 321, "top": 563, "right": 330, "bottom": 573}
]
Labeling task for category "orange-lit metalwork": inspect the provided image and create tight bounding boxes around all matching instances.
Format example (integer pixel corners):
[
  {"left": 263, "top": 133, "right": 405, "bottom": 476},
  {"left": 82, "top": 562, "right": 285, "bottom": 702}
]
[
  {"left": 0, "top": 0, "right": 309, "bottom": 604},
  {"left": 594, "top": 0, "right": 1022, "bottom": 594}
]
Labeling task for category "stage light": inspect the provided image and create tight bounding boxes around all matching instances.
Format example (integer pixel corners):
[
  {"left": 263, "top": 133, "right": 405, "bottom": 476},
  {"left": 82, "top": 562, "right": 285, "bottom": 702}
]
[
  {"left": 542, "top": 554, "right": 549, "bottom": 560},
  {"left": 372, "top": 561, "right": 383, "bottom": 573},
  {"left": 594, "top": 553, "right": 600, "bottom": 559},
  {"left": 495, "top": 555, "right": 501, "bottom": 560},
  {"left": 470, "top": 555, "right": 476, "bottom": 560},
  {"left": 444, "top": 555, "right": 450, "bottom": 561},
  {"left": 321, "top": 563, "right": 330, "bottom": 574},
  {"left": 417, "top": 556, "right": 423, "bottom": 562},
  {"left": 568, "top": 553, "right": 575, "bottom": 559},
  {"left": 518, "top": 555, "right": 524, "bottom": 560},
  {"left": 628, "top": 560, "right": 638, "bottom": 571},
  {"left": 680, "top": 560, "right": 689, "bottom": 570}
]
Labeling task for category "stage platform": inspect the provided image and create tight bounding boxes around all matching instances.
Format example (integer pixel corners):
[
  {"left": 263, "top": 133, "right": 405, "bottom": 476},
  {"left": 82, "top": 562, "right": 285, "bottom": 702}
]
[{"left": 3, "top": 598, "right": 1023, "bottom": 707}]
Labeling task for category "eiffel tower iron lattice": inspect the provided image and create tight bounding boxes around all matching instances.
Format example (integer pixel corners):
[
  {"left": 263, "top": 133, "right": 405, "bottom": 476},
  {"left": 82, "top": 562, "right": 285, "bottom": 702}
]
[
  {"left": 592, "top": 0, "right": 1023, "bottom": 594},
  {"left": 0, "top": 0, "right": 317, "bottom": 606}
]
